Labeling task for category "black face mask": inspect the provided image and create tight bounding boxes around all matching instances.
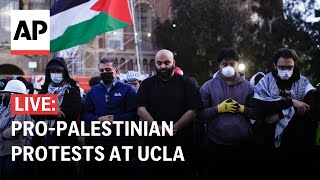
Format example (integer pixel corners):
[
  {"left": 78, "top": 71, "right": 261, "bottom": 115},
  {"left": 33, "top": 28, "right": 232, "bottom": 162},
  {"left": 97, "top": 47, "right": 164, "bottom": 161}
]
[
  {"left": 100, "top": 72, "right": 115, "bottom": 84},
  {"left": 156, "top": 66, "right": 175, "bottom": 80}
]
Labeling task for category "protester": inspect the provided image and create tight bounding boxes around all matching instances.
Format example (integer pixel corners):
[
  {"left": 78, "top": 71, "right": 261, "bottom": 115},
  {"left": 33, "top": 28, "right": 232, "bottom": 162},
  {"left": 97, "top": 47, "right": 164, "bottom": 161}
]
[
  {"left": 88, "top": 76, "right": 101, "bottom": 88},
  {"left": 82, "top": 57, "right": 137, "bottom": 177},
  {"left": 0, "top": 80, "right": 32, "bottom": 179},
  {"left": 137, "top": 49, "right": 202, "bottom": 176},
  {"left": 254, "top": 48, "right": 317, "bottom": 176},
  {"left": 199, "top": 48, "right": 256, "bottom": 176},
  {"left": 125, "top": 70, "right": 142, "bottom": 91},
  {"left": 31, "top": 57, "right": 81, "bottom": 177}
]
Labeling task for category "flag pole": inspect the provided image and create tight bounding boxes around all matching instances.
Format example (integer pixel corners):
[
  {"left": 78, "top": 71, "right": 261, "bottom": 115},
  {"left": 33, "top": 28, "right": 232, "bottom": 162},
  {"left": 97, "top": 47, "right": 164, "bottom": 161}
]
[{"left": 129, "top": 0, "right": 140, "bottom": 74}]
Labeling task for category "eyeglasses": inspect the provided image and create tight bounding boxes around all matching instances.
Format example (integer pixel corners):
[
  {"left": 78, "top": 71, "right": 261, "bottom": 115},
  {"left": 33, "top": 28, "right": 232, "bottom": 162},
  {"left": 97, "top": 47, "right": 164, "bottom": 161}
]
[
  {"left": 277, "top": 65, "right": 294, "bottom": 70},
  {"left": 220, "top": 62, "right": 237, "bottom": 67}
]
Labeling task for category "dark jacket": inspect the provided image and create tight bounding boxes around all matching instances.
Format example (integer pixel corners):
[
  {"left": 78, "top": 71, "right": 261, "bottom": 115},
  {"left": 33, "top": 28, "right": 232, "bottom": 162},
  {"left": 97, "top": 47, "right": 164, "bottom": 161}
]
[{"left": 31, "top": 57, "right": 81, "bottom": 146}]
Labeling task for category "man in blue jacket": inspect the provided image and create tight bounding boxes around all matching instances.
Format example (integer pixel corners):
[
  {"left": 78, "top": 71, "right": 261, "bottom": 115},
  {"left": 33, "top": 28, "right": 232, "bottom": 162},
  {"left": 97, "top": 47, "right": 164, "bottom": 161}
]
[
  {"left": 82, "top": 57, "right": 137, "bottom": 177},
  {"left": 199, "top": 48, "right": 256, "bottom": 176}
]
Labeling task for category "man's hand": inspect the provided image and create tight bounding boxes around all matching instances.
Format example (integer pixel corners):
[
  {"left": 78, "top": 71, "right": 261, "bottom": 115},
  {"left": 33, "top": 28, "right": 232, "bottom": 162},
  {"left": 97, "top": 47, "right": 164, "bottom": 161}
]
[
  {"left": 217, "top": 98, "right": 239, "bottom": 113},
  {"left": 231, "top": 99, "right": 245, "bottom": 113},
  {"left": 57, "top": 109, "right": 66, "bottom": 118},
  {"left": 292, "top": 99, "right": 310, "bottom": 115},
  {"left": 265, "top": 114, "right": 280, "bottom": 124},
  {"left": 172, "top": 123, "right": 180, "bottom": 136},
  {"left": 98, "top": 115, "right": 114, "bottom": 123}
]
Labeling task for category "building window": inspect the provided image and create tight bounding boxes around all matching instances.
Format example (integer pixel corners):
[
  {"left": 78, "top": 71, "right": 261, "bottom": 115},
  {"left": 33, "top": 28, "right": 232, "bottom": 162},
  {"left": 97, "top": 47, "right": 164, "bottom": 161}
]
[
  {"left": 107, "top": 29, "right": 124, "bottom": 50},
  {"left": 99, "top": 37, "right": 105, "bottom": 48},
  {"left": 135, "top": 3, "right": 152, "bottom": 50},
  {"left": 119, "top": 58, "right": 126, "bottom": 71},
  {"left": 108, "top": 40, "right": 121, "bottom": 50},
  {"left": 149, "top": 59, "right": 155, "bottom": 73},
  {"left": 143, "top": 59, "right": 148, "bottom": 73},
  {"left": 29, "top": 0, "right": 50, "bottom": 9},
  {"left": 0, "top": 0, "right": 19, "bottom": 43},
  {"left": 127, "top": 59, "right": 133, "bottom": 70}
]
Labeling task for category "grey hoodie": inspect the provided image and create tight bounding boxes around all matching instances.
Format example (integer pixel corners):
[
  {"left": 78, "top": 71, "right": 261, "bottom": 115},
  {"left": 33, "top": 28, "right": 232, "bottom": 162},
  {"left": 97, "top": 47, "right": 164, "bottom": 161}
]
[{"left": 199, "top": 71, "right": 255, "bottom": 145}]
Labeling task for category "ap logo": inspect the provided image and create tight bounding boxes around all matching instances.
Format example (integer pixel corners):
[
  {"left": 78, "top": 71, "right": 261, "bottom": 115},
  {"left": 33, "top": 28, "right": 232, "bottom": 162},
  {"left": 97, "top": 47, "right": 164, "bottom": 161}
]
[{"left": 11, "top": 10, "right": 50, "bottom": 55}]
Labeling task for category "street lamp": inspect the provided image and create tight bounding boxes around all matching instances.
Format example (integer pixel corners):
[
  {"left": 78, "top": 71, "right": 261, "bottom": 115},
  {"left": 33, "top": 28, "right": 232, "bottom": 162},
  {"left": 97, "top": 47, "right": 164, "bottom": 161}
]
[{"left": 238, "top": 63, "right": 246, "bottom": 71}]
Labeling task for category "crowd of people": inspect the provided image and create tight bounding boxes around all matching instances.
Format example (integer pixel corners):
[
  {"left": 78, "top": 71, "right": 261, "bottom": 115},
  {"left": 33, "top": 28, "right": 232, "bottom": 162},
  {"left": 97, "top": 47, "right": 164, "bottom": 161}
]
[{"left": 0, "top": 47, "right": 319, "bottom": 178}]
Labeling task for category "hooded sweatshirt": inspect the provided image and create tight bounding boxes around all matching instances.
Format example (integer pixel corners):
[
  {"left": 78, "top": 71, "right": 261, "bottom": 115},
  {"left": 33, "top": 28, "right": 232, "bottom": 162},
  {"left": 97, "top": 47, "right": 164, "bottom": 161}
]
[
  {"left": 199, "top": 71, "right": 255, "bottom": 145},
  {"left": 31, "top": 57, "right": 81, "bottom": 146}
]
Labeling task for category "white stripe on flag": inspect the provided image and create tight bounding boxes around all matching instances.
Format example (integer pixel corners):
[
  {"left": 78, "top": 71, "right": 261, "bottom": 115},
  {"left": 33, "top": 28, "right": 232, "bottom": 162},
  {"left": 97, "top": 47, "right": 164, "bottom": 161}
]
[{"left": 50, "top": 0, "right": 99, "bottom": 40}]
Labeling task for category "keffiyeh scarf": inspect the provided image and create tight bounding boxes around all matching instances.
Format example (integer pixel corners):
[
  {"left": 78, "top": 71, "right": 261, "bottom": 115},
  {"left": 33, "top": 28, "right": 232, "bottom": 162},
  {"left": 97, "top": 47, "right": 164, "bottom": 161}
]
[
  {"left": 254, "top": 73, "right": 315, "bottom": 147},
  {"left": 0, "top": 102, "right": 15, "bottom": 131},
  {"left": 45, "top": 82, "right": 70, "bottom": 132}
]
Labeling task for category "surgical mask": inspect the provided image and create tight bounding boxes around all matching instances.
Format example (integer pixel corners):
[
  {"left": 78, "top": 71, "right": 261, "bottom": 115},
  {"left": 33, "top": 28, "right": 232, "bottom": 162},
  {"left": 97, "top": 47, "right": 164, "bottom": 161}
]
[
  {"left": 221, "top": 66, "right": 235, "bottom": 78},
  {"left": 50, "top": 73, "right": 64, "bottom": 84},
  {"left": 277, "top": 69, "right": 293, "bottom": 80},
  {"left": 100, "top": 72, "right": 115, "bottom": 84}
]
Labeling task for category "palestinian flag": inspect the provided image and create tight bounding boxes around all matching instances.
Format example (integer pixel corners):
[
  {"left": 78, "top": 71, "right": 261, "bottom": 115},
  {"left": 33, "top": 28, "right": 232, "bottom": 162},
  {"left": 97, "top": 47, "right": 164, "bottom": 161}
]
[{"left": 50, "top": 0, "right": 133, "bottom": 53}]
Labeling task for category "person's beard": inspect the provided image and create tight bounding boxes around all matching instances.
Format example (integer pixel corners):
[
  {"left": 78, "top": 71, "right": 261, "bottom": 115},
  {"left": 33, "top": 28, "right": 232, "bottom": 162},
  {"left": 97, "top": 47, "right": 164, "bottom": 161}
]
[{"left": 156, "top": 66, "right": 175, "bottom": 80}]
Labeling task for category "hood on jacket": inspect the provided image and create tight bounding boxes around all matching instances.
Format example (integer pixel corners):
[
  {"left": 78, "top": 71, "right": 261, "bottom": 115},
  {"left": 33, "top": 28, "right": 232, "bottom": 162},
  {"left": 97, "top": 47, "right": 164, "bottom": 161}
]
[{"left": 42, "top": 57, "right": 76, "bottom": 90}]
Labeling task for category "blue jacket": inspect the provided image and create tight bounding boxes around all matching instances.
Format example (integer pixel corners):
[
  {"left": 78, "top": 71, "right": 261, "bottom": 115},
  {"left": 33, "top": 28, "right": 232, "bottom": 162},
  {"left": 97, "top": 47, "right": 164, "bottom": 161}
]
[{"left": 82, "top": 81, "right": 137, "bottom": 122}]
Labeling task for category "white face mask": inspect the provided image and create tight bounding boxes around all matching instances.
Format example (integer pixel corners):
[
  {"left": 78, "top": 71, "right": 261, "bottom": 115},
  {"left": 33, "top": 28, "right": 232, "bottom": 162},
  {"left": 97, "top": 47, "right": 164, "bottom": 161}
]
[
  {"left": 50, "top": 73, "right": 63, "bottom": 84},
  {"left": 221, "top": 66, "right": 235, "bottom": 78},
  {"left": 277, "top": 69, "right": 293, "bottom": 80}
]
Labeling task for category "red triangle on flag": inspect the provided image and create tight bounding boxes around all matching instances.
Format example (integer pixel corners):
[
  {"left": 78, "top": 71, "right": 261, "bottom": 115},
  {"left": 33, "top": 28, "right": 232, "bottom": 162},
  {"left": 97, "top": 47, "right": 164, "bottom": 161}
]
[{"left": 91, "top": 0, "right": 133, "bottom": 24}]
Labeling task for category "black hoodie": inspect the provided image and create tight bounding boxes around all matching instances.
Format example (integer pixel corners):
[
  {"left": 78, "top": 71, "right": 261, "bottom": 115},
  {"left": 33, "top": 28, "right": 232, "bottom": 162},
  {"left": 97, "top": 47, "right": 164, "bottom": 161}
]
[{"left": 32, "top": 57, "right": 81, "bottom": 146}]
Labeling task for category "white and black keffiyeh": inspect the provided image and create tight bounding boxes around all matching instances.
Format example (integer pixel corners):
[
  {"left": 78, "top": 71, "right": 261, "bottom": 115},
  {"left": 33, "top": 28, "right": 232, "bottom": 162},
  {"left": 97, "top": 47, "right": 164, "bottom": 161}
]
[
  {"left": 254, "top": 73, "right": 316, "bottom": 147},
  {"left": 45, "top": 82, "right": 70, "bottom": 132}
]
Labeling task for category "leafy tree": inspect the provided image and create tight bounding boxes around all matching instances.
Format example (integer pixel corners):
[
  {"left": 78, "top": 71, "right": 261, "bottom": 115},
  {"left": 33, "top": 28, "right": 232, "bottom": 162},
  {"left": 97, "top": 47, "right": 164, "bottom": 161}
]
[
  {"left": 154, "top": 0, "right": 320, "bottom": 84},
  {"left": 155, "top": 0, "right": 254, "bottom": 84}
]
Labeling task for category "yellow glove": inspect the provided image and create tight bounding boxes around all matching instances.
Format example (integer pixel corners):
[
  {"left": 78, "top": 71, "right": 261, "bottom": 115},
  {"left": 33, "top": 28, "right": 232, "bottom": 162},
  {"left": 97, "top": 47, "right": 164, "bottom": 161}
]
[
  {"left": 228, "top": 99, "right": 245, "bottom": 113},
  {"left": 217, "top": 98, "right": 239, "bottom": 113},
  {"left": 238, "top": 104, "right": 245, "bottom": 113}
]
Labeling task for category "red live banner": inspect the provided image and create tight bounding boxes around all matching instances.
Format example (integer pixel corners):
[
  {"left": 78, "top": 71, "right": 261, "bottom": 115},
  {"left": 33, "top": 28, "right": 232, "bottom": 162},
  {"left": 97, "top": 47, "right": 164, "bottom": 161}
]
[{"left": 11, "top": 94, "right": 58, "bottom": 115}]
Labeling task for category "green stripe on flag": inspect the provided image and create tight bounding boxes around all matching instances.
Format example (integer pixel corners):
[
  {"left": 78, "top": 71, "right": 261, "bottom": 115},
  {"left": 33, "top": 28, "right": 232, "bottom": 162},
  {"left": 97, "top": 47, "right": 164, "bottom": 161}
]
[{"left": 50, "top": 12, "right": 130, "bottom": 52}]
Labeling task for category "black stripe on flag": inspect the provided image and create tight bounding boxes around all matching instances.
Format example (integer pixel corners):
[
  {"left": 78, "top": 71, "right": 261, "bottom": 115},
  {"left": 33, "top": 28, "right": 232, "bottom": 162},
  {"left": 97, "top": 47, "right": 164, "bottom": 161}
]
[{"left": 50, "top": 0, "right": 91, "bottom": 16}]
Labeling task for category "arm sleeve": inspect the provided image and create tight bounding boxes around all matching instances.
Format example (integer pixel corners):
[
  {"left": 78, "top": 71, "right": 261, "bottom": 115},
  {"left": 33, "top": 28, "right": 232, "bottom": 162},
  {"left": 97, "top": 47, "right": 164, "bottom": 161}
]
[
  {"left": 243, "top": 84, "right": 257, "bottom": 119},
  {"left": 2, "top": 115, "right": 26, "bottom": 139},
  {"left": 185, "top": 78, "right": 203, "bottom": 110},
  {"left": 82, "top": 90, "right": 99, "bottom": 122},
  {"left": 60, "top": 86, "right": 81, "bottom": 122},
  {"left": 198, "top": 83, "right": 218, "bottom": 121},
  {"left": 255, "top": 99, "right": 293, "bottom": 119},
  {"left": 137, "top": 79, "right": 149, "bottom": 108}
]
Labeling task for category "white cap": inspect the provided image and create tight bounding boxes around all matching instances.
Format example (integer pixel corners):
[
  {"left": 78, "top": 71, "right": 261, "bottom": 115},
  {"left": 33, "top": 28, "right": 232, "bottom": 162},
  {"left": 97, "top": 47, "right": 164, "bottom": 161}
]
[
  {"left": 126, "top": 71, "right": 142, "bottom": 82},
  {"left": 0, "top": 80, "right": 27, "bottom": 94}
]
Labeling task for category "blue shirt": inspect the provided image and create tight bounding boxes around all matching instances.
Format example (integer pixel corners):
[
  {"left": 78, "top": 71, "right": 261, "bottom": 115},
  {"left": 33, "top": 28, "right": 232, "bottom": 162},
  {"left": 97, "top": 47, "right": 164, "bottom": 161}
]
[{"left": 82, "top": 79, "right": 137, "bottom": 122}]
